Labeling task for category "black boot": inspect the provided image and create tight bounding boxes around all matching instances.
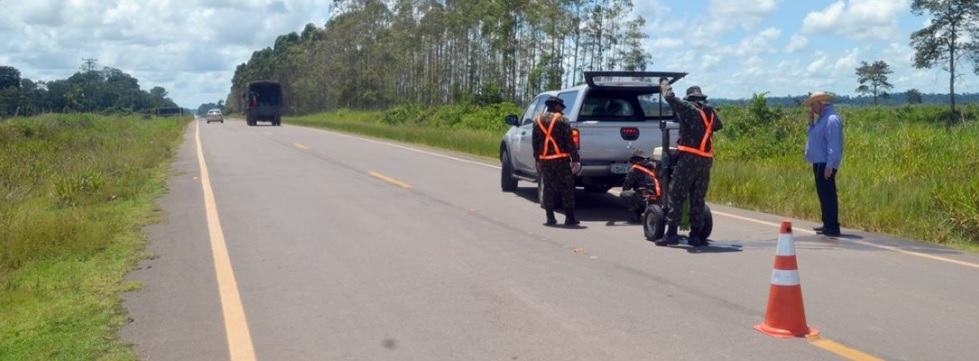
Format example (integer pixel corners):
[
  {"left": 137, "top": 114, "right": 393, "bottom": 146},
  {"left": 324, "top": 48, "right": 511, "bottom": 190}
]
[
  {"left": 655, "top": 224, "right": 679, "bottom": 246},
  {"left": 545, "top": 210, "right": 557, "bottom": 226},
  {"left": 688, "top": 226, "right": 708, "bottom": 247},
  {"left": 564, "top": 209, "right": 580, "bottom": 226}
]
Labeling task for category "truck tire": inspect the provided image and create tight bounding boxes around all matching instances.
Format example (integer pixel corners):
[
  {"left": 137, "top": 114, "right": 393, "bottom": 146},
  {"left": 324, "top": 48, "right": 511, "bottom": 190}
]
[{"left": 501, "top": 149, "right": 518, "bottom": 192}]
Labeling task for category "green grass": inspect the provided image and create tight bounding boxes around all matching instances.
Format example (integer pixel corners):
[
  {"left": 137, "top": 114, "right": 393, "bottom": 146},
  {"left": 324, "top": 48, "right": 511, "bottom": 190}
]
[
  {"left": 711, "top": 104, "right": 979, "bottom": 249},
  {"left": 288, "top": 108, "right": 507, "bottom": 158},
  {"left": 0, "top": 114, "right": 189, "bottom": 361},
  {"left": 287, "top": 103, "right": 979, "bottom": 250}
]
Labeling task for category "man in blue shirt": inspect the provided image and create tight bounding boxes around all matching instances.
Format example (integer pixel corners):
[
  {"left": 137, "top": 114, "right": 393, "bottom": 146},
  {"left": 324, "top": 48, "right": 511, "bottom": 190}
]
[{"left": 803, "top": 91, "right": 844, "bottom": 237}]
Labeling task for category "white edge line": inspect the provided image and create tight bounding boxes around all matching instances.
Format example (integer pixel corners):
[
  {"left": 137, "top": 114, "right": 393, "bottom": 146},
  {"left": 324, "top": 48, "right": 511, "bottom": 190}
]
[{"left": 310, "top": 126, "right": 979, "bottom": 270}]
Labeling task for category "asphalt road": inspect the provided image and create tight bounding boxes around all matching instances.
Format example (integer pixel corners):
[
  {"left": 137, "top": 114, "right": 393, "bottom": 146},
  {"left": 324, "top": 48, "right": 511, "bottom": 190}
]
[{"left": 121, "top": 117, "right": 979, "bottom": 361}]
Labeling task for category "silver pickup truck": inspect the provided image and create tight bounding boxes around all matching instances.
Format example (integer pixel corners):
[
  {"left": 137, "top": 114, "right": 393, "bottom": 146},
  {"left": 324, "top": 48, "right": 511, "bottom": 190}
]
[{"left": 500, "top": 71, "right": 686, "bottom": 194}]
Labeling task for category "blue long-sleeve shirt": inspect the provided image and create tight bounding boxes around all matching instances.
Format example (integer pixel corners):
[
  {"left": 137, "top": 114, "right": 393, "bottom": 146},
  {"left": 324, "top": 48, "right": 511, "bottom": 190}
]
[{"left": 805, "top": 105, "right": 844, "bottom": 169}]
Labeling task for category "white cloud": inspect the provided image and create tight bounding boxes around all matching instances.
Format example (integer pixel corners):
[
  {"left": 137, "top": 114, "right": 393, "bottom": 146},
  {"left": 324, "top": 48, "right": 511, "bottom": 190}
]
[
  {"left": 786, "top": 33, "right": 809, "bottom": 53},
  {"left": 802, "top": 0, "right": 911, "bottom": 41},
  {"left": 0, "top": 0, "right": 333, "bottom": 107},
  {"left": 708, "top": 0, "right": 782, "bottom": 30},
  {"left": 833, "top": 47, "right": 861, "bottom": 75},
  {"left": 736, "top": 27, "right": 782, "bottom": 56},
  {"left": 807, "top": 53, "right": 829, "bottom": 74}
]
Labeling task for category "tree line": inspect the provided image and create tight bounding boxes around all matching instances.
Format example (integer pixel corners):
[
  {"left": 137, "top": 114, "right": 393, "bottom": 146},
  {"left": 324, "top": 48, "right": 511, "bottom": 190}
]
[
  {"left": 0, "top": 62, "right": 178, "bottom": 118},
  {"left": 226, "top": 0, "right": 979, "bottom": 117},
  {"left": 227, "top": 0, "right": 651, "bottom": 114}
]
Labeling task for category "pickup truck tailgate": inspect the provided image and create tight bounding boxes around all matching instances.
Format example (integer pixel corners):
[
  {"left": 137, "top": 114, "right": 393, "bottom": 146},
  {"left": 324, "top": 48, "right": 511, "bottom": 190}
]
[{"left": 574, "top": 120, "right": 665, "bottom": 161}]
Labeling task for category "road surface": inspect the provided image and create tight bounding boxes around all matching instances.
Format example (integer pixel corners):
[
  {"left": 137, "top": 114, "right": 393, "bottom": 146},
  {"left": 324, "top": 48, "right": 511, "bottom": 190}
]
[{"left": 121, "top": 117, "right": 979, "bottom": 361}]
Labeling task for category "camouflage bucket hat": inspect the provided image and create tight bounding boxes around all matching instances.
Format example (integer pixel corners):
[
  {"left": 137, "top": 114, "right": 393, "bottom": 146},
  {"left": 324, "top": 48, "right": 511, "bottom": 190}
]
[
  {"left": 544, "top": 96, "right": 565, "bottom": 108},
  {"left": 684, "top": 85, "right": 708, "bottom": 101}
]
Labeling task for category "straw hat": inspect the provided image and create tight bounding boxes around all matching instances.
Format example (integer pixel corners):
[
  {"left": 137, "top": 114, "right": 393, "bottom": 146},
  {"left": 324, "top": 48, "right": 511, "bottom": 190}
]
[{"left": 802, "top": 91, "right": 835, "bottom": 106}]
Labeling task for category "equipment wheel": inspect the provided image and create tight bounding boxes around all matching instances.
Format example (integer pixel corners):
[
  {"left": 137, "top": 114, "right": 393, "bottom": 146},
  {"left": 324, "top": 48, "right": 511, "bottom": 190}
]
[
  {"left": 500, "top": 149, "right": 518, "bottom": 192},
  {"left": 643, "top": 204, "right": 666, "bottom": 241},
  {"left": 700, "top": 205, "right": 713, "bottom": 239},
  {"left": 536, "top": 173, "right": 544, "bottom": 203}
]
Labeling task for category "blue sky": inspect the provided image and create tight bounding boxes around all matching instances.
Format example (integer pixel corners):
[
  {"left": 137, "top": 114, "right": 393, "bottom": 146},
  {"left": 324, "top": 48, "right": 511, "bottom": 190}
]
[
  {"left": 0, "top": 0, "right": 972, "bottom": 107},
  {"left": 638, "top": 0, "right": 975, "bottom": 100}
]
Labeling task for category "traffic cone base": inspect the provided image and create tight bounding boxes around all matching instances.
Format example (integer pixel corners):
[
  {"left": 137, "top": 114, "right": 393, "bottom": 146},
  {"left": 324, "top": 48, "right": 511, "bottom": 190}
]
[{"left": 754, "top": 323, "right": 820, "bottom": 338}]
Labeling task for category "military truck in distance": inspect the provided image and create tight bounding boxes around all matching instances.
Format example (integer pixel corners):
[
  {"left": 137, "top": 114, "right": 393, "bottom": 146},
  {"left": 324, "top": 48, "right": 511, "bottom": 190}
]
[{"left": 243, "top": 81, "right": 283, "bottom": 126}]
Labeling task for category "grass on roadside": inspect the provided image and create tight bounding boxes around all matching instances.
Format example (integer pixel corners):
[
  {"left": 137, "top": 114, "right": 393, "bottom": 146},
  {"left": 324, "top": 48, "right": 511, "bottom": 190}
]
[
  {"left": 288, "top": 108, "right": 503, "bottom": 158},
  {"left": 0, "top": 114, "right": 189, "bottom": 361}
]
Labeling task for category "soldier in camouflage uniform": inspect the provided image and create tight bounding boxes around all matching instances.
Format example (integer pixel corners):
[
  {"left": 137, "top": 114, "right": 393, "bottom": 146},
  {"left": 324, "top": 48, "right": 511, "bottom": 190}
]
[
  {"left": 620, "top": 149, "right": 660, "bottom": 223},
  {"left": 533, "top": 96, "right": 581, "bottom": 226},
  {"left": 657, "top": 79, "right": 723, "bottom": 246}
]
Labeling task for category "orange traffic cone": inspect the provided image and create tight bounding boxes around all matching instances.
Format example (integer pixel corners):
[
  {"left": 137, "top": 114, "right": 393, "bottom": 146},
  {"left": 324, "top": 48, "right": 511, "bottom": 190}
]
[{"left": 754, "top": 221, "right": 820, "bottom": 338}]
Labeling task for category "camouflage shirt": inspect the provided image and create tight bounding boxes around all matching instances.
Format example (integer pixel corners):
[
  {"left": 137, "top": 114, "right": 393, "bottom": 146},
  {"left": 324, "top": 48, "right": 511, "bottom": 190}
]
[
  {"left": 532, "top": 111, "right": 580, "bottom": 163},
  {"left": 622, "top": 162, "right": 658, "bottom": 192},
  {"left": 660, "top": 82, "right": 724, "bottom": 155}
]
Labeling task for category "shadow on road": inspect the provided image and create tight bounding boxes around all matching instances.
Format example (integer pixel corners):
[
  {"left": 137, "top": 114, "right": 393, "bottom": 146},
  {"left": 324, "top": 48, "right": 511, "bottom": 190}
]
[{"left": 509, "top": 186, "right": 635, "bottom": 225}]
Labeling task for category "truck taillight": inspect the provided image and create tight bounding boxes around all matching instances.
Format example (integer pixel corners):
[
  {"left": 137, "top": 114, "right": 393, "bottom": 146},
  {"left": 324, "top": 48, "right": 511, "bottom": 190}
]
[
  {"left": 572, "top": 128, "right": 580, "bottom": 149},
  {"left": 620, "top": 127, "right": 640, "bottom": 141}
]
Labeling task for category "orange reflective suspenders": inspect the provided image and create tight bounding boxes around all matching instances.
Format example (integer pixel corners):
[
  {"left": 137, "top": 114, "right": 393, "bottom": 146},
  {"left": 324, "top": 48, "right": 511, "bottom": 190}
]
[
  {"left": 631, "top": 164, "right": 661, "bottom": 197},
  {"left": 676, "top": 108, "right": 715, "bottom": 158},
  {"left": 536, "top": 113, "right": 571, "bottom": 160}
]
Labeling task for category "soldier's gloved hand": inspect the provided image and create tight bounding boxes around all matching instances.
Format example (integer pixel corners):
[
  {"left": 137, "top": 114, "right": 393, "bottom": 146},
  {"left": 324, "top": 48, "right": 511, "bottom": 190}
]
[{"left": 571, "top": 161, "right": 581, "bottom": 175}]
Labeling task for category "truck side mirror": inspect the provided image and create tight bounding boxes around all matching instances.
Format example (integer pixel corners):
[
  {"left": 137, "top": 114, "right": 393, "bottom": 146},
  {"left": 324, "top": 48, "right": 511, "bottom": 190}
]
[{"left": 504, "top": 114, "right": 519, "bottom": 126}]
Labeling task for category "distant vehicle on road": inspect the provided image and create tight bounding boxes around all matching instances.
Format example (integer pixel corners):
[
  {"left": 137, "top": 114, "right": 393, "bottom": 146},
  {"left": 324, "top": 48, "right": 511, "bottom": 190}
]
[
  {"left": 205, "top": 109, "right": 224, "bottom": 124},
  {"left": 500, "top": 71, "right": 686, "bottom": 195},
  {"left": 243, "top": 81, "right": 283, "bottom": 126}
]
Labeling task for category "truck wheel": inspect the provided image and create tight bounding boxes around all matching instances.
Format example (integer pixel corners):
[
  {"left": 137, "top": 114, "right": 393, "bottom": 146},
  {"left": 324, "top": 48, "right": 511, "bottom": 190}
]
[
  {"left": 500, "top": 149, "right": 518, "bottom": 192},
  {"left": 643, "top": 204, "right": 666, "bottom": 241}
]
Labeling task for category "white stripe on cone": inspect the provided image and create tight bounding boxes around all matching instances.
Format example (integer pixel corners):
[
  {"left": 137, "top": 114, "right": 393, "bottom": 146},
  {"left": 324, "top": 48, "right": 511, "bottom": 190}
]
[
  {"left": 770, "top": 269, "right": 801, "bottom": 286},
  {"left": 776, "top": 233, "right": 796, "bottom": 256}
]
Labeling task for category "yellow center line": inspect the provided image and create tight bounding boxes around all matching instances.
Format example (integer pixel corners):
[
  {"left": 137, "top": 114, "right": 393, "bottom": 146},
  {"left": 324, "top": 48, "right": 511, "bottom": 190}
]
[
  {"left": 293, "top": 143, "right": 309, "bottom": 150},
  {"left": 810, "top": 338, "right": 885, "bottom": 361},
  {"left": 195, "top": 121, "right": 257, "bottom": 361},
  {"left": 368, "top": 170, "right": 413, "bottom": 189}
]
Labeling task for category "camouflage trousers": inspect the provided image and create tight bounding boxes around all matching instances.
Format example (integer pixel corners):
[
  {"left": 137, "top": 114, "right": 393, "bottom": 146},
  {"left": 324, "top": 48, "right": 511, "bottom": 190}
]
[
  {"left": 539, "top": 159, "right": 575, "bottom": 210},
  {"left": 667, "top": 152, "right": 712, "bottom": 229},
  {"left": 619, "top": 190, "right": 644, "bottom": 214}
]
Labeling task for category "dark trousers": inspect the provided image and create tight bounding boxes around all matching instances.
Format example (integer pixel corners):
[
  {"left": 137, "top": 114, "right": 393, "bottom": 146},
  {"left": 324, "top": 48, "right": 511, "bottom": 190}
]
[
  {"left": 812, "top": 163, "right": 839, "bottom": 230},
  {"left": 667, "top": 153, "right": 711, "bottom": 229}
]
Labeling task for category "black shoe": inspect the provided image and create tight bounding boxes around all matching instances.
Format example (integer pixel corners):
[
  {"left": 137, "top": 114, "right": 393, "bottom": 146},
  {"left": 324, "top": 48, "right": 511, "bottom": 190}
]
[
  {"left": 564, "top": 209, "right": 580, "bottom": 226},
  {"left": 545, "top": 210, "right": 557, "bottom": 226},
  {"left": 655, "top": 235, "right": 680, "bottom": 246},
  {"left": 813, "top": 226, "right": 825, "bottom": 233},
  {"left": 688, "top": 237, "right": 709, "bottom": 247},
  {"left": 821, "top": 229, "right": 841, "bottom": 237}
]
